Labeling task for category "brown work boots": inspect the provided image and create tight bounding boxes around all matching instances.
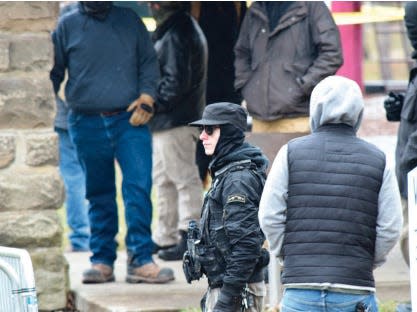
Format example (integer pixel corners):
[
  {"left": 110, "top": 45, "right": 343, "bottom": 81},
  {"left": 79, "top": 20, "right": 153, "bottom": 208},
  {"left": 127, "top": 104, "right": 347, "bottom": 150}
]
[
  {"left": 82, "top": 263, "right": 115, "bottom": 284},
  {"left": 82, "top": 261, "right": 175, "bottom": 284},
  {"left": 126, "top": 262, "right": 175, "bottom": 284}
]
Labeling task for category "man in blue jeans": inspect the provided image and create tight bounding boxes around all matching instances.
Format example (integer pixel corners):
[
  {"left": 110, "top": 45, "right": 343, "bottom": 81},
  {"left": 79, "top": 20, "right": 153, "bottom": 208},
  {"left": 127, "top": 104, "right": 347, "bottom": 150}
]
[
  {"left": 50, "top": 2, "right": 174, "bottom": 284},
  {"left": 51, "top": 0, "right": 90, "bottom": 255},
  {"left": 259, "top": 76, "right": 402, "bottom": 311},
  {"left": 55, "top": 98, "right": 90, "bottom": 252}
]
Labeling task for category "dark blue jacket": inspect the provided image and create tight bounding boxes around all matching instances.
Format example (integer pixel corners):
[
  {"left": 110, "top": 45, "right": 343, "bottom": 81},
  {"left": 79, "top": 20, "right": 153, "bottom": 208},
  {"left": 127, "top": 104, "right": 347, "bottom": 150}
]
[{"left": 50, "top": 3, "right": 159, "bottom": 114}]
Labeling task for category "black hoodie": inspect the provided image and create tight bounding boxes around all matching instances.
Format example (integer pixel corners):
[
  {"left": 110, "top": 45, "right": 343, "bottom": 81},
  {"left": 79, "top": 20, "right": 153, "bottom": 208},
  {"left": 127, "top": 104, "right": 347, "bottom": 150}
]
[{"left": 201, "top": 125, "right": 269, "bottom": 296}]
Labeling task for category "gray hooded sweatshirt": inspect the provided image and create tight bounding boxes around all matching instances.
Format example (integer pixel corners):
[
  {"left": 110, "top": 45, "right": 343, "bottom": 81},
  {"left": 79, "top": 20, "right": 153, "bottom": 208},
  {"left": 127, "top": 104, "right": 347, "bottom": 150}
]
[{"left": 259, "top": 76, "right": 402, "bottom": 293}]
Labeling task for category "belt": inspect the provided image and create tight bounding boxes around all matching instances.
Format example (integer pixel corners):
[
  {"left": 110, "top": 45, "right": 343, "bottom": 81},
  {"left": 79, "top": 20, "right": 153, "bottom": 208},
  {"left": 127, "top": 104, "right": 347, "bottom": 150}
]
[
  {"left": 100, "top": 108, "right": 127, "bottom": 117},
  {"left": 284, "top": 285, "right": 373, "bottom": 295}
]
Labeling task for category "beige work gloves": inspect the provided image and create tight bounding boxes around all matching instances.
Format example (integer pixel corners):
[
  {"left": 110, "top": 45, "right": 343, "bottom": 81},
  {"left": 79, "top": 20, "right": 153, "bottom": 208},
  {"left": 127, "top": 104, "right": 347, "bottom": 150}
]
[{"left": 127, "top": 93, "right": 155, "bottom": 126}]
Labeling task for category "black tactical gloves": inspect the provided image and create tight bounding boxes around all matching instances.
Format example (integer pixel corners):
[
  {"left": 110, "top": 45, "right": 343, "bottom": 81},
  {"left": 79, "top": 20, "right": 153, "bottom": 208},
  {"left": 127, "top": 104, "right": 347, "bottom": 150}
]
[{"left": 383, "top": 91, "right": 404, "bottom": 121}]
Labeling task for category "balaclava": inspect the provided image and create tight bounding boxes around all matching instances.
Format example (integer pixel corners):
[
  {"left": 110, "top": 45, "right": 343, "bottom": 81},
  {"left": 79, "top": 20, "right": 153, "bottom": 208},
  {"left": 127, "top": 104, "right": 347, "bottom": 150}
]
[{"left": 211, "top": 124, "right": 245, "bottom": 167}]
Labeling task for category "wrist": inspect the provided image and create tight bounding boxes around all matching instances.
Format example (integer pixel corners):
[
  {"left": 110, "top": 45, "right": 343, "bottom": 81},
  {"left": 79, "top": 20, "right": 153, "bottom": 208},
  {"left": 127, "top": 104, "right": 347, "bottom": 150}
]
[
  {"left": 139, "top": 93, "right": 155, "bottom": 105},
  {"left": 140, "top": 103, "right": 154, "bottom": 114}
]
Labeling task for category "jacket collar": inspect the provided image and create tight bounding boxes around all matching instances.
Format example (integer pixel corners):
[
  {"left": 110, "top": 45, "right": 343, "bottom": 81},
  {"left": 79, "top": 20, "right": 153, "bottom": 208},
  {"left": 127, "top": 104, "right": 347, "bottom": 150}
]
[
  {"left": 212, "top": 159, "right": 251, "bottom": 178},
  {"left": 153, "top": 10, "right": 186, "bottom": 41},
  {"left": 250, "top": 1, "right": 308, "bottom": 37},
  {"left": 315, "top": 123, "right": 356, "bottom": 136}
]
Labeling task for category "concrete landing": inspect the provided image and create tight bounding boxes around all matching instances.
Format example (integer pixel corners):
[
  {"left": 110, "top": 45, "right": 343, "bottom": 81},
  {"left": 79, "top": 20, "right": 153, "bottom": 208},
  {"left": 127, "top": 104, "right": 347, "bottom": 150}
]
[
  {"left": 66, "top": 252, "right": 207, "bottom": 312},
  {"left": 65, "top": 241, "right": 411, "bottom": 312}
]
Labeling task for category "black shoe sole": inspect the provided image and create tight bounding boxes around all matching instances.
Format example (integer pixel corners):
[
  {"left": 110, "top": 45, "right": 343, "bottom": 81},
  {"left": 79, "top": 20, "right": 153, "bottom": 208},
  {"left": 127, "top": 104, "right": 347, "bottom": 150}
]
[
  {"left": 152, "top": 244, "right": 176, "bottom": 255},
  {"left": 82, "top": 275, "right": 115, "bottom": 284},
  {"left": 125, "top": 274, "right": 175, "bottom": 284}
]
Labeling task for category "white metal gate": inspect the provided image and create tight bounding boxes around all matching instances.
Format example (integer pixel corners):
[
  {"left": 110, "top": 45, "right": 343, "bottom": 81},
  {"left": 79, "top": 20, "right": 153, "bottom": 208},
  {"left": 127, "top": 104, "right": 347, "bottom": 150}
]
[{"left": 0, "top": 246, "right": 38, "bottom": 312}]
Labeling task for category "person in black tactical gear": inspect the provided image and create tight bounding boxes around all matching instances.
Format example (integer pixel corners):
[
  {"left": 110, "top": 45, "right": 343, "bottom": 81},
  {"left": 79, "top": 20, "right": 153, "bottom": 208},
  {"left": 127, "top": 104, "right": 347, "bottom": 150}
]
[{"left": 187, "top": 102, "right": 269, "bottom": 312}]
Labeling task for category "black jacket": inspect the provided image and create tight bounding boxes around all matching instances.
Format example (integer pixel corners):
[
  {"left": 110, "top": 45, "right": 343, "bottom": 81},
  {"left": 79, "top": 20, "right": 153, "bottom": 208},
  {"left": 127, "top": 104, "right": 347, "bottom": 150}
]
[
  {"left": 199, "top": 142, "right": 268, "bottom": 295},
  {"left": 149, "top": 11, "right": 208, "bottom": 132},
  {"left": 396, "top": 66, "right": 417, "bottom": 198},
  {"left": 395, "top": 2, "right": 417, "bottom": 197},
  {"left": 405, "top": 2, "right": 417, "bottom": 59}
]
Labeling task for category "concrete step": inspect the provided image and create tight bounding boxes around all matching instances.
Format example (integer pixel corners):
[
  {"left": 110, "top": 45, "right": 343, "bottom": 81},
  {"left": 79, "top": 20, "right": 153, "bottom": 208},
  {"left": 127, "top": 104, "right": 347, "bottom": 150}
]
[{"left": 65, "top": 236, "right": 410, "bottom": 312}]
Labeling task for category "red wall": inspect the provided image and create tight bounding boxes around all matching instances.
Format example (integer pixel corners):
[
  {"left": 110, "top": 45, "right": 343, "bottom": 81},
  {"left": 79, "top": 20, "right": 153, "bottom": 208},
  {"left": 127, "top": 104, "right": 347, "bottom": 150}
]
[{"left": 331, "top": 1, "right": 363, "bottom": 90}]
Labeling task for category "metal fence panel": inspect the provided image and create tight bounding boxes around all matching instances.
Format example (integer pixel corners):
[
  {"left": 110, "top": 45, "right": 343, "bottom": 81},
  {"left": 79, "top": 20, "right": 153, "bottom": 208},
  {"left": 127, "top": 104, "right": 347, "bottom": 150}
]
[{"left": 0, "top": 247, "right": 38, "bottom": 312}]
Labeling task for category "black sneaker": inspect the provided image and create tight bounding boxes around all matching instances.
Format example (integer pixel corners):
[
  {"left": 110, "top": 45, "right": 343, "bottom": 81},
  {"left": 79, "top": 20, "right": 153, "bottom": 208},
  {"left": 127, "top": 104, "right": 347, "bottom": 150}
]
[
  {"left": 152, "top": 242, "right": 176, "bottom": 254},
  {"left": 158, "top": 231, "right": 187, "bottom": 261}
]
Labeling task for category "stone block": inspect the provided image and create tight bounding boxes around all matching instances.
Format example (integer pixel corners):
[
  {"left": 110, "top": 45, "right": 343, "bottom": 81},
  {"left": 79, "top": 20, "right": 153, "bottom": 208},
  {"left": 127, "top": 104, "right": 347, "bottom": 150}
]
[
  {"left": 0, "top": 132, "right": 15, "bottom": 168},
  {"left": 31, "top": 247, "right": 68, "bottom": 311},
  {"left": 0, "top": 72, "right": 55, "bottom": 129},
  {"left": 0, "top": 210, "right": 62, "bottom": 248},
  {"left": 0, "top": 167, "right": 64, "bottom": 211},
  {"left": 0, "top": 39, "right": 9, "bottom": 71},
  {"left": 25, "top": 130, "right": 58, "bottom": 166},
  {"left": 9, "top": 33, "right": 52, "bottom": 71},
  {"left": 0, "top": 2, "right": 59, "bottom": 32}
]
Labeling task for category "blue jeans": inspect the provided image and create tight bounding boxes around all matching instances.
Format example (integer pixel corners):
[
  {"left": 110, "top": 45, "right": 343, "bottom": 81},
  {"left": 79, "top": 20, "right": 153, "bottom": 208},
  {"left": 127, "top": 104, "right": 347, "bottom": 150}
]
[
  {"left": 281, "top": 288, "right": 378, "bottom": 312},
  {"left": 56, "top": 127, "right": 90, "bottom": 251},
  {"left": 68, "top": 110, "right": 153, "bottom": 267}
]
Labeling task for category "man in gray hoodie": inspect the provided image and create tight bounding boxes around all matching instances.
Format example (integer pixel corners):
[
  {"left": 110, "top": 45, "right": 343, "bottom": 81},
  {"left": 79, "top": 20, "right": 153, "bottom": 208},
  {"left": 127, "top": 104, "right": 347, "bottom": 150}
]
[{"left": 259, "top": 76, "right": 402, "bottom": 311}]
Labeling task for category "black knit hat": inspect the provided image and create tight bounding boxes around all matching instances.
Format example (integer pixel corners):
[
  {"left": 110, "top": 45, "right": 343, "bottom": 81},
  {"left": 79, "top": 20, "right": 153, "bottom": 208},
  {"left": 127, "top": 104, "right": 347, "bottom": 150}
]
[{"left": 189, "top": 102, "right": 247, "bottom": 132}]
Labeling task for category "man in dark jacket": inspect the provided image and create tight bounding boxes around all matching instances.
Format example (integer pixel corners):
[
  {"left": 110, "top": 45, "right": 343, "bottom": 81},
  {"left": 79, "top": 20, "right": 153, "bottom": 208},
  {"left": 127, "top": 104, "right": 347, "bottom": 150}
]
[
  {"left": 260, "top": 76, "right": 402, "bottom": 311},
  {"left": 234, "top": 1, "right": 343, "bottom": 133},
  {"left": 391, "top": 3, "right": 417, "bottom": 311},
  {"left": 148, "top": 2, "right": 208, "bottom": 261},
  {"left": 50, "top": 1, "right": 174, "bottom": 284},
  {"left": 188, "top": 103, "right": 269, "bottom": 312},
  {"left": 191, "top": 2, "right": 246, "bottom": 188}
]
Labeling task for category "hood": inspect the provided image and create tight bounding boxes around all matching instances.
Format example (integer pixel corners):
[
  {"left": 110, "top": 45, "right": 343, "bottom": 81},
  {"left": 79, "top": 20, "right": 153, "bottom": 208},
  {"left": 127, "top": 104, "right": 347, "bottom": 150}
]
[
  {"left": 309, "top": 75, "right": 364, "bottom": 133},
  {"left": 210, "top": 141, "right": 269, "bottom": 178}
]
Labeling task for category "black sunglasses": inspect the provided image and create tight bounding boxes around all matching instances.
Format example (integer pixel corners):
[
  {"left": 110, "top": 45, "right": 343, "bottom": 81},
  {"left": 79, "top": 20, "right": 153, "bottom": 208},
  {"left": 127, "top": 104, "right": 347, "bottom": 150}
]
[{"left": 198, "top": 125, "right": 219, "bottom": 135}]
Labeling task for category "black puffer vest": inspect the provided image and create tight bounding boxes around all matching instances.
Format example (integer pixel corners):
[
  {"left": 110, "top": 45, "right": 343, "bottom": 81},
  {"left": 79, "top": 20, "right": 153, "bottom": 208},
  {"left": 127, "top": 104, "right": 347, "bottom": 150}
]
[{"left": 282, "top": 124, "right": 385, "bottom": 288}]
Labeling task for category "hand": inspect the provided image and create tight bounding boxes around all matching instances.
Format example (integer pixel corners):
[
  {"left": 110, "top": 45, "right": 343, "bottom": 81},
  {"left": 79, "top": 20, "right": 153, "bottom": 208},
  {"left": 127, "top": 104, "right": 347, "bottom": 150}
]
[
  {"left": 383, "top": 91, "right": 404, "bottom": 122},
  {"left": 127, "top": 93, "right": 155, "bottom": 126},
  {"left": 213, "top": 290, "right": 241, "bottom": 312}
]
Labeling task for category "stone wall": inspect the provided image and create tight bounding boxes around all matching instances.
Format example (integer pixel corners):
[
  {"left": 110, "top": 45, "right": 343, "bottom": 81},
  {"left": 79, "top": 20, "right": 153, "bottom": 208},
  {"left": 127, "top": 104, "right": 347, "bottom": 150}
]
[{"left": 0, "top": 2, "right": 67, "bottom": 311}]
